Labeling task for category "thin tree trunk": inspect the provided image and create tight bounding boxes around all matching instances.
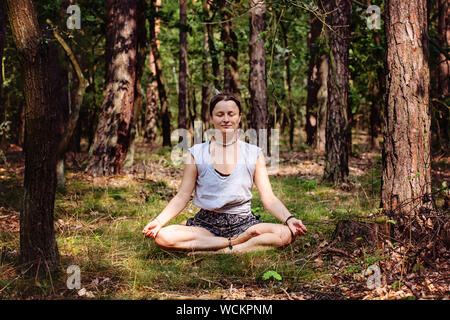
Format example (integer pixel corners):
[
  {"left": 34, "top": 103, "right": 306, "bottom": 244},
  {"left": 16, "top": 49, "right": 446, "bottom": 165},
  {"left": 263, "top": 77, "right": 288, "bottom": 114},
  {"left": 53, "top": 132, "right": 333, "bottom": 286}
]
[
  {"left": 221, "top": 0, "right": 240, "bottom": 95},
  {"left": 150, "top": 0, "right": 171, "bottom": 146},
  {"left": 323, "top": 0, "right": 351, "bottom": 184},
  {"left": 178, "top": 0, "right": 188, "bottom": 131},
  {"left": 87, "top": 0, "right": 138, "bottom": 176},
  {"left": 125, "top": 0, "right": 148, "bottom": 168},
  {"left": 305, "top": 13, "right": 323, "bottom": 146},
  {"left": 203, "top": 0, "right": 220, "bottom": 92},
  {"left": 6, "top": 0, "right": 60, "bottom": 272},
  {"left": 369, "top": 31, "right": 384, "bottom": 149},
  {"left": 381, "top": 0, "right": 431, "bottom": 217},
  {"left": 437, "top": 0, "right": 449, "bottom": 98},
  {"left": 280, "top": 22, "right": 295, "bottom": 150},
  {"left": 249, "top": 0, "right": 267, "bottom": 147},
  {"left": 315, "top": 54, "right": 328, "bottom": 152},
  {"left": 0, "top": 0, "right": 6, "bottom": 127},
  {"left": 144, "top": 0, "right": 160, "bottom": 144},
  {"left": 201, "top": 23, "right": 211, "bottom": 124}
]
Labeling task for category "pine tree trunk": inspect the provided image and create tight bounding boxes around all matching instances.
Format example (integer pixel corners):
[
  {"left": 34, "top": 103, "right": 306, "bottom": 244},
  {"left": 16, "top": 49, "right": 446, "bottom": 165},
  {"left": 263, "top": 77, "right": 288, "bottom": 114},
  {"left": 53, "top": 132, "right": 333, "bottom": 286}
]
[
  {"left": 369, "top": 31, "right": 384, "bottom": 149},
  {"left": 203, "top": 1, "right": 220, "bottom": 91},
  {"left": 125, "top": 0, "right": 148, "bottom": 168},
  {"left": 201, "top": 22, "right": 211, "bottom": 124},
  {"left": 178, "top": 0, "right": 188, "bottom": 130},
  {"left": 0, "top": 0, "right": 6, "bottom": 125},
  {"left": 144, "top": 0, "right": 160, "bottom": 144},
  {"left": 87, "top": 0, "right": 138, "bottom": 176},
  {"left": 315, "top": 54, "right": 328, "bottom": 152},
  {"left": 437, "top": 0, "right": 449, "bottom": 98},
  {"left": 305, "top": 14, "right": 322, "bottom": 146},
  {"left": 249, "top": 0, "right": 267, "bottom": 147},
  {"left": 221, "top": 0, "right": 240, "bottom": 95},
  {"left": 323, "top": 0, "right": 351, "bottom": 184},
  {"left": 6, "top": 0, "right": 60, "bottom": 272},
  {"left": 280, "top": 22, "right": 295, "bottom": 150},
  {"left": 150, "top": 0, "right": 171, "bottom": 146},
  {"left": 381, "top": 0, "right": 431, "bottom": 216},
  {"left": 144, "top": 48, "right": 159, "bottom": 144}
]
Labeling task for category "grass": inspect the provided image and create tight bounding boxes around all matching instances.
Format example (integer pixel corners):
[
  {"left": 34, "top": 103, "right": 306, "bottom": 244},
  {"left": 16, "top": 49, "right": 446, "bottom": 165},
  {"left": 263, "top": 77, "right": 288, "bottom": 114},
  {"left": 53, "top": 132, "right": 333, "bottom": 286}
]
[{"left": 0, "top": 138, "right": 396, "bottom": 300}]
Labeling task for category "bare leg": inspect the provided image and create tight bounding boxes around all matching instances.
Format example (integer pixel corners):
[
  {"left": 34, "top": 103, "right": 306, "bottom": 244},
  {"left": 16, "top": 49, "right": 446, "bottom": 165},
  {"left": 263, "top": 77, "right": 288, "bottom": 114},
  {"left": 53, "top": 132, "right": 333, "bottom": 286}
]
[
  {"left": 154, "top": 225, "right": 231, "bottom": 251},
  {"left": 190, "top": 223, "right": 294, "bottom": 255}
]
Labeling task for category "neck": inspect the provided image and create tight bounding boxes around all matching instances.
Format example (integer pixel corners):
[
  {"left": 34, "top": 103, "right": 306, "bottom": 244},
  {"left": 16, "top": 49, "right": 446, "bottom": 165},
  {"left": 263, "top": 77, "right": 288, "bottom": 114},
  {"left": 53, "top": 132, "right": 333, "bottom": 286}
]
[{"left": 212, "top": 131, "right": 238, "bottom": 147}]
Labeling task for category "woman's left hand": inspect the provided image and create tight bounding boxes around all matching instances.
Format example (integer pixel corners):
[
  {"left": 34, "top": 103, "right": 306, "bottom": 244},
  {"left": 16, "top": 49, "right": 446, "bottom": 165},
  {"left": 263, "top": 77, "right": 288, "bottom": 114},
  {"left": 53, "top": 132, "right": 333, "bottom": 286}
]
[{"left": 287, "top": 218, "right": 307, "bottom": 237}]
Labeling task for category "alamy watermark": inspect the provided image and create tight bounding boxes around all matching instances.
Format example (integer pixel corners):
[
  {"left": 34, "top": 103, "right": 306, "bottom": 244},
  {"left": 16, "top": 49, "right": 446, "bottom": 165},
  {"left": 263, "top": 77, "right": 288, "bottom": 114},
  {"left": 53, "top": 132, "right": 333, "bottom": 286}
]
[
  {"left": 66, "top": 265, "right": 81, "bottom": 289},
  {"left": 365, "top": 264, "right": 382, "bottom": 289},
  {"left": 67, "top": 5, "right": 81, "bottom": 30},
  {"left": 366, "top": 5, "right": 381, "bottom": 30}
]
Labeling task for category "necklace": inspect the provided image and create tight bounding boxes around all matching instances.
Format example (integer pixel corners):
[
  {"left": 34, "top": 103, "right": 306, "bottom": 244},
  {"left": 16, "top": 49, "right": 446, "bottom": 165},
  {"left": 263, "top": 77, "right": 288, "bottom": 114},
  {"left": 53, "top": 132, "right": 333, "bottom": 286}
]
[{"left": 212, "top": 135, "right": 237, "bottom": 147}]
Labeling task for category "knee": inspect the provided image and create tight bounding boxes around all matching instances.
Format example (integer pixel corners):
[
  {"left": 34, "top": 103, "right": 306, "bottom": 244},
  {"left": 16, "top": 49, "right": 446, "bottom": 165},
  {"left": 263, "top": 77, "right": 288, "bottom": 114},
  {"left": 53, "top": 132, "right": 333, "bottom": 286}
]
[{"left": 154, "top": 227, "right": 175, "bottom": 248}]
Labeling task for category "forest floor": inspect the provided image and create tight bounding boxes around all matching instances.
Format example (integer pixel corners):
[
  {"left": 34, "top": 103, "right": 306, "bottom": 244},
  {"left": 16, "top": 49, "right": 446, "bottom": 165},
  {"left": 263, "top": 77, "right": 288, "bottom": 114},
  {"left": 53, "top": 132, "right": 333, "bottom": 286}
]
[{"left": 0, "top": 132, "right": 449, "bottom": 300}]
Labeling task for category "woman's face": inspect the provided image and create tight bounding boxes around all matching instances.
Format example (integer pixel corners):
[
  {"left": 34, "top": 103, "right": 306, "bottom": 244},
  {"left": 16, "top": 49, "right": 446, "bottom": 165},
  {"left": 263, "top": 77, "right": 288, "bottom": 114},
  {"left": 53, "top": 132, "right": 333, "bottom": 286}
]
[{"left": 210, "top": 100, "right": 241, "bottom": 135}]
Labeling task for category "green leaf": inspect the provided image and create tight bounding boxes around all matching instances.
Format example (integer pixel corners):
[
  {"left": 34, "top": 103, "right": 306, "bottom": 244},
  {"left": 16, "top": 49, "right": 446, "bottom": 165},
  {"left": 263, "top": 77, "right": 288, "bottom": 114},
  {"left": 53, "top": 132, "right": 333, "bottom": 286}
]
[
  {"left": 387, "top": 220, "right": 396, "bottom": 224},
  {"left": 262, "top": 270, "right": 282, "bottom": 281}
]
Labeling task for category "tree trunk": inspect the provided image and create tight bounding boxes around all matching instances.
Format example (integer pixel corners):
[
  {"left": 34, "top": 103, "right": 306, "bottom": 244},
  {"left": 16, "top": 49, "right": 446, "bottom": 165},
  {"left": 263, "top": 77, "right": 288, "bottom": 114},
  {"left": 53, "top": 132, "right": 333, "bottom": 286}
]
[
  {"left": 437, "top": 0, "right": 449, "bottom": 98},
  {"left": 323, "top": 0, "right": 351, "bottom": 184},
  {"left": 0, "top": 0, "right": 6, "bottom": 126},
  {"left": 369, "top": 31, "right": 384, "bottom": 149},
  {"left": 315, "top": 54, "right": 328, "bottom": 152},
  {"left": 203, "top": 0, "right": 220, "bottom": 92},
  {"left": 221, "top": 0, "right": 240, "bottom": 95},
  {"left": 381, "top": 0, "right": 431, "bottom": 216},
  {"left": 144, "top": 0, "right": 160, "bottom": 144},
  {"left": 87, "top": 0, "right": 138, "bottom": 177},
  {"left": 280, "top": 21, "right": 295, "bottom": 150},
  {"left": 6, "top": 0, "right": 60, "bottom": 272},
  {"left": 150, "top": 0, "right": 171, "bottom": 146},
  {"left": 305, "top": 13, "right": 323, "bottom": 146},
  {"left": 249, "top": 0, "right": 267, "bottom": 147},
  {"left": 125, "top": 0, "right": 148, "bottom": 168},
  {"left": 178, "top": 0, "right": 188, "bottom": 131}
]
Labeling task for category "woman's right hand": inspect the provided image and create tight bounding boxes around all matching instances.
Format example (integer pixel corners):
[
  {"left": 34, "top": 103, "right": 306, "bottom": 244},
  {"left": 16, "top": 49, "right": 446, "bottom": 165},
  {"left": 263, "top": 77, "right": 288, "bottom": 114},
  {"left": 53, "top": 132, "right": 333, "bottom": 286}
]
[{"left": 142, "top": 219, "right": 163, "bottom": 239}]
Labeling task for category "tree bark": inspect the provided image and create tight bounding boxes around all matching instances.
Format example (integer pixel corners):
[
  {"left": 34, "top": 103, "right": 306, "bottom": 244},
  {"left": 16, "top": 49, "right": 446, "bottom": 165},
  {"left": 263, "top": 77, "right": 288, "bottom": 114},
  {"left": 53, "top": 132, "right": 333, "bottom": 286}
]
[
  {"left": 125, "top": 0, "right": 148, "bottom": 168},
  {"left": 203, "top": 0, "right": 221, "bottom": 92},
  {"left": 437, "top": 0, "right": 449, "bottom": 98},
  {"left": 305, "top": 13, "right": 323, "bottom": 146},
  {"left": 144, "top": 0, "right": 161, "bottom": 144},
  {"left": 315, "top": 54, "right": 328, "bottom": 152},
  {"left": 369, "top": 30, "right": 385, "bottom": 149},
  {"left": 0, "top": 0, "right": 6, "bottom": 125},
  {"left": 150, "top": 0, "right": 171, "bottom": 146},
  {"left": 220, "top": 0, "right": 240, "bottom": 95},
  {"left": 249, "top": 0, "right": 267, "bottom": 147},
  {"left": 280, "top": 21, "right": 295, "bottom": 150},
  {"left": 178, "top": 0, "right": 188, "bottom": 131},
  {"left": 87, "top": 0, "right": 138, "bottom": 176},
  {"left": 381, "top": 0, "right": 431, "bottom": 216},
  {"left": 6, "top": 0, "right": 60, "bottom": 272},
  {"left": 323, "top": 0, "right": 351, "bottom": 184}
]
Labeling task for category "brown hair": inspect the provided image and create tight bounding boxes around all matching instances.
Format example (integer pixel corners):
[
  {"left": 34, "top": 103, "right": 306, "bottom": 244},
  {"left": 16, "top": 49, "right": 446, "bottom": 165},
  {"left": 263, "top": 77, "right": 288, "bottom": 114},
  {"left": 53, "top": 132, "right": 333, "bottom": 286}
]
[{"left": 209, "top": 92, "right": 241, "bottom": 116}]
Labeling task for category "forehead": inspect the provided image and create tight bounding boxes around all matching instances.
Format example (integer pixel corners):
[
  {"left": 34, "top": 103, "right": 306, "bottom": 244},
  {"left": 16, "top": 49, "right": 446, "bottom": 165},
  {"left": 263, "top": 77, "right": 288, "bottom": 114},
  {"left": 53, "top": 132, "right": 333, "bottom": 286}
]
[{"left": 213, "top": 100, "right": 239, "bottom": 113}]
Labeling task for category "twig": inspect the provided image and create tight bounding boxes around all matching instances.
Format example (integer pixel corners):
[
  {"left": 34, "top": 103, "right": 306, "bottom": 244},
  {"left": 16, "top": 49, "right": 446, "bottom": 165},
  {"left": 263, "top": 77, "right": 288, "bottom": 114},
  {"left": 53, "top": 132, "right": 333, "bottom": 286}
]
[{"left": 0, "top": 265, "right": 33, "bottom": 295}]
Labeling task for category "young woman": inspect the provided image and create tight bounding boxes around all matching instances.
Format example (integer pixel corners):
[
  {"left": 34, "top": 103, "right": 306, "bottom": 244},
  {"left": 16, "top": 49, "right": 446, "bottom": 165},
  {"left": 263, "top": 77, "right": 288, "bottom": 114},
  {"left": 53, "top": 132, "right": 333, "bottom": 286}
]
[{"left": 142, "top": 93, "right": 307, "bottom": 253}]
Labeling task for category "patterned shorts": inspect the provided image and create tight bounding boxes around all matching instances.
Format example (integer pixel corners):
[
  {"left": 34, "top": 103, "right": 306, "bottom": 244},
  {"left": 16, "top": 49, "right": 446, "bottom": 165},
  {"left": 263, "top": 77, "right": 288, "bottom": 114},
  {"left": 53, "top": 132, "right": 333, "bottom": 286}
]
[{"left": 186, "top": 209, "right": 262, "bottom": 239}]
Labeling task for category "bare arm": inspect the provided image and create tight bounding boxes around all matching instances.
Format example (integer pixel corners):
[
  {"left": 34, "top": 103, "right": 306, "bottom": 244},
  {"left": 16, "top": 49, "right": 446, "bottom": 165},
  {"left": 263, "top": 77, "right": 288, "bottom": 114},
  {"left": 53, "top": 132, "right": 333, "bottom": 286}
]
[
  {"left": 254, "top": 152, "right": 307, "bottom": 236},
  {"left": 142, "top": 153, "right": 197, "bottom": 238}
]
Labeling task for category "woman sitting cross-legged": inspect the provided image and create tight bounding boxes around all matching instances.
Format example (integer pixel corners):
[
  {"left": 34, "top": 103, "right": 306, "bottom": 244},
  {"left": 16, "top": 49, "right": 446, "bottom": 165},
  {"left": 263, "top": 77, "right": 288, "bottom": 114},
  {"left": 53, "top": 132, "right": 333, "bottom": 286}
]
[{"left": 142, "top": 92, "right": 307, "bottom": 253}]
